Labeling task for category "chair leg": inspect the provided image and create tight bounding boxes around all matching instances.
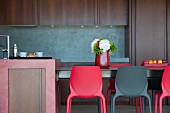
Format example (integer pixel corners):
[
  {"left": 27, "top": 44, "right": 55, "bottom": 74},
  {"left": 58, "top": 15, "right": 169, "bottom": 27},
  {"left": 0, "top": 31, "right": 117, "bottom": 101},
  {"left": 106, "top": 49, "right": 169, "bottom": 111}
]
[
  {"left": 135, "top": 97, "right": 143, "bottom": 113},
  {"left": 66, "top": 96, "right": 72, "bottom": 113},
  {"left": 142, "top": 97, "right": 146, "bottom": 113},
  {"left": 100, "top": 98, "right": 103, "bottom": 113},
  {"left": 154, "top": 93, "right": 159, "bottom": 113},
  {"left": 98, "top": 98, "right": 101, "bottom": 113},
  {"left": 110, "top": 93, "right": 114, "bottom": 113},
  {"left": 152, "top": 90, "right": 155, "bottom": 113},
  {"left": 159, "top": 96, "right": 163, "bottom": 113},
  {"left": 145, "top": 95, "right": 152, "bottom": 113},
  {"left": 106, "top": 89, "right": 111, "bottom": 113},
  {"left": 102, "top": 97, "right": 106, "bottom": 113},
  {"left": 99, "top": 95, "right": 106, "bottom": 113},
  {"left": 110, "top": 93, "right": 118, "bottom": 113},
  {"left": 139, "top": 97, "right": 143, "bottom": 113},
  {"left": 136, "top": 97, "right": 139, "bottom": 113}
]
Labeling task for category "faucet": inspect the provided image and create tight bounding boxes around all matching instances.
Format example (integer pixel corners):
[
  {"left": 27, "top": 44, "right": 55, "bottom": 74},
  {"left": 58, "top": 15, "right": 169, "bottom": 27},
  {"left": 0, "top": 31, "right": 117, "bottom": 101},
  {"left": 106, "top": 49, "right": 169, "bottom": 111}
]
[{"left": 0, "top": 35, "right": 10, "bottom": 59}]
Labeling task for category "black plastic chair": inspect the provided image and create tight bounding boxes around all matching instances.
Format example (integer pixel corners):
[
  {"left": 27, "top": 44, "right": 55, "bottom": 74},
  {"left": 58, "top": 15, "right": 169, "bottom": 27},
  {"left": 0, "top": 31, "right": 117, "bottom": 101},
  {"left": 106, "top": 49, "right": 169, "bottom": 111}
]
[{"left": 110, "top": 66, "right": 152, "bottom": 113}]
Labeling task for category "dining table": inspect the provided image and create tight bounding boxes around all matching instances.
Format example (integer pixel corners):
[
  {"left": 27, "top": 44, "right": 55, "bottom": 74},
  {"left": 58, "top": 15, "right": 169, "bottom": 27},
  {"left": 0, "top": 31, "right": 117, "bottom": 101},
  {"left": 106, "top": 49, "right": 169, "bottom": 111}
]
[
  {"left": 56, "top": 67, "right": 164, "bottom": 81},
  {"left": 56, "top": 66, "right": 165, "bottom": 113}
]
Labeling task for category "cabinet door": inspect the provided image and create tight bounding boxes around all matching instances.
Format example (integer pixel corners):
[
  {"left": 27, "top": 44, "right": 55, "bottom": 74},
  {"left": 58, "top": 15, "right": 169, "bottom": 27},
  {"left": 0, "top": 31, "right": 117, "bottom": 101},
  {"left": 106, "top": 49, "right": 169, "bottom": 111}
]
[
  {"left": 99, "top": 0, "right": 128, "bottom": 25},
  {"left": 9, "top": 69, "right": 45, "bottom": 113},
  {"left": 38, "top": 0, "right": 67, "bottom": 25},
  {"left": 6, "top": 0, "right": 37, "bottom": 25},
  {"left": 68, "top": 0, "right": 95, "bottom": 25},
  {"left": 131, "top": 0, "right": 167, "bottom": 65},
  {"left": 0, "top": 0, "right": 6, "bottom": 24}
]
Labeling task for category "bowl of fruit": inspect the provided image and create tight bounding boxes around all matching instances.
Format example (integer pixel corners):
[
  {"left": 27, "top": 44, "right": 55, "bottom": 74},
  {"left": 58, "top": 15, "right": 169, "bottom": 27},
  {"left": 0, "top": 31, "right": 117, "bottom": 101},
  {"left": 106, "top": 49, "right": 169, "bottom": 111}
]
[{"left": 141, "top": 59, "right": 168, "bottom": 69}]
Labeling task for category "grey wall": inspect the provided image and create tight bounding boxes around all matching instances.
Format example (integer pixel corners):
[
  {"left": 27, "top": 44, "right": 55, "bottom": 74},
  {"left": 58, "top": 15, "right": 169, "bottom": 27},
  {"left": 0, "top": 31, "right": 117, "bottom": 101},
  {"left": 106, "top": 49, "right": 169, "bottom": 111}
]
[{"left": 0, "top": 26, "right": 126, "bottom": 62}]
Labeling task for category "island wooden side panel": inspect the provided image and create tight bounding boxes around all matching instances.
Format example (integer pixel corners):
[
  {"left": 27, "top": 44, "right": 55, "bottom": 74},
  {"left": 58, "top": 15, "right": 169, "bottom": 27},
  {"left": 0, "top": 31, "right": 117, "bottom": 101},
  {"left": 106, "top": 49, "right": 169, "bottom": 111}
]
[{"left": 0, "top": 59, "right": 59, "bottom": 113}]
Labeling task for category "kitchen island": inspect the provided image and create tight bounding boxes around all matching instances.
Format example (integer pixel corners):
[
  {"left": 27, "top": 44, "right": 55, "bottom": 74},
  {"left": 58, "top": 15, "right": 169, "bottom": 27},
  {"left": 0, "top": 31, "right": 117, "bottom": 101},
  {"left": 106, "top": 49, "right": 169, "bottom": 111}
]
[{"left": 0, "top": 59, "right": 60, "bottom": 113}]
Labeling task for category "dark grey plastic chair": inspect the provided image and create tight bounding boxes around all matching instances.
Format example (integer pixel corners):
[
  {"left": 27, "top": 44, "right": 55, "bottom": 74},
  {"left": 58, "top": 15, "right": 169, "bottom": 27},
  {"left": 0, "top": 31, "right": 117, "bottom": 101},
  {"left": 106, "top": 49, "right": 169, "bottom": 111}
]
[{"left": 110, "top": 66, "right": 152, "bottom": 113}]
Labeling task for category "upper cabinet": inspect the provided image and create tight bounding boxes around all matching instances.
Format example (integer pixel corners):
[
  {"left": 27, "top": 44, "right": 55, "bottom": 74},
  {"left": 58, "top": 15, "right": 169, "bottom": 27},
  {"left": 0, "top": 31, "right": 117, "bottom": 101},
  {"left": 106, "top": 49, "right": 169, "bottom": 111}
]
[
  {"left": 67, "top": 0, "right": 96, "bottom": 25},
  {"left": 99, "top": 0, "right": 128, "bottom": 25},
  {"left": 39, "top": 0, "right": 96, "bottom": 25},
  {"left": 0, "top": 0, "right": 6, "bottom": 24},
  {"left": 38, "top": 0, "right": 67, "bottom": 25},
  {"left": 38, "top": 0, "right": 127, "bottom": 25},
  {"left": 6, "top": 0, "right": 37, "bottom": 25},
  {"left": 1, "top": 0, "right": 128, "bottom": 25}
]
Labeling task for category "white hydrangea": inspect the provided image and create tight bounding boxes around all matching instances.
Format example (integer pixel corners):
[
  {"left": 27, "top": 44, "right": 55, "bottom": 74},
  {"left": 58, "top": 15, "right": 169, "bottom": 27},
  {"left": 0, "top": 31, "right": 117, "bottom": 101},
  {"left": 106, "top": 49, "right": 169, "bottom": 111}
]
[
  {"left": 99, "top": 39, "right": 110, "bottom": 52},
  {"left": 91, "top": 39, "right": 99, "bottom": 53}
]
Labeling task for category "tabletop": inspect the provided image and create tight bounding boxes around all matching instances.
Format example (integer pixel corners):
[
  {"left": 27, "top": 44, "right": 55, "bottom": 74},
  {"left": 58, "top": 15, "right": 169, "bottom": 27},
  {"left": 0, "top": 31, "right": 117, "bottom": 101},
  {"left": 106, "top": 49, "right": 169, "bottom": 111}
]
[{"left": 56, "top": 67, "right": 165, "bottom": 79}]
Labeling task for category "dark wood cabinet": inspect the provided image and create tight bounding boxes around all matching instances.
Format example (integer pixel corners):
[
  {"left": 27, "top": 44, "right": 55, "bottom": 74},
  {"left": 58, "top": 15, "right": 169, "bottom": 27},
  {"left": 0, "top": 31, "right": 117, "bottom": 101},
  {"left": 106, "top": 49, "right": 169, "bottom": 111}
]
[
  {"left": 130, "top": 0, "right": 167, "bottom": 65},
  {"left": 4, "top": 0, "right": 128, "bottom": 25},
  {"left": 68, "top": 0, "right": 96, "bottom": 25},
  {"left": 0, "top": 0, "right": 6, "bottom": 24},
  {"left": 6, "top": 0, "right": 37, "bottom": 25},
  {"left": 38, "top": 0, "right": 67, "bottom": 25},
  {"left": 99, "top": 0, "right": 128, "bottom": 25},
  {"left": 39, "top": 0, "right": 96, "bottom": 25},
  {"left": 67, "top": 0, "right": 128, "bottom": 25},
  {"left": 38, "top": 0, "right": 128, "bottom": 25}
]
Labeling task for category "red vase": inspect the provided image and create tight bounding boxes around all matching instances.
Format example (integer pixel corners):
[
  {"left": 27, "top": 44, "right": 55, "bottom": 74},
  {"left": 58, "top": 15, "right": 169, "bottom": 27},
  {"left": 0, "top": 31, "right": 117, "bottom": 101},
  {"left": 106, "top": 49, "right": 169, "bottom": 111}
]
[{"left": 95, "top": 50, "right": 110, "bottom": 69}]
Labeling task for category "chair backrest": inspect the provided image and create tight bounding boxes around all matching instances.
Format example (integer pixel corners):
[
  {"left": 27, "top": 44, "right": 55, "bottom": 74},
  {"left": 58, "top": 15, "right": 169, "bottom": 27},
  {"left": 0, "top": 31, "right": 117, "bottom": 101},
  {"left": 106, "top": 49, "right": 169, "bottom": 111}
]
[
  {"left": 110, "top": 63, "right": 133, "bottom": 89},
  {"left": 161, "top": 66, "right": 170, "bottom": 94},
  {"left": 70, "top": 66, "right": 102, "bottom": 96},
  {"left": 115, "top": 66, "right": 148, "bottom": 97}
]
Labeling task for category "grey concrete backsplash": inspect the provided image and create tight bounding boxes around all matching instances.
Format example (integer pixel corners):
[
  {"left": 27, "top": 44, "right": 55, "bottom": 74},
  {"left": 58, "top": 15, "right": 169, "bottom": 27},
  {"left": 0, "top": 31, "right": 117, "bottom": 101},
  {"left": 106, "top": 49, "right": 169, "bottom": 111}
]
[{"left": 0, "top": 26, "right": 125, "bottom": 62}]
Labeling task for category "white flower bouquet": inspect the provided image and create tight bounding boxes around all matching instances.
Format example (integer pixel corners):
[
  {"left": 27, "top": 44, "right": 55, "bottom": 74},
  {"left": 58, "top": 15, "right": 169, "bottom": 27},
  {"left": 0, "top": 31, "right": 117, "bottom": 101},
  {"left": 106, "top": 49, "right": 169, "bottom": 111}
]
[{"left": 91, "top": 38, "right": 117, "bottom": 54}]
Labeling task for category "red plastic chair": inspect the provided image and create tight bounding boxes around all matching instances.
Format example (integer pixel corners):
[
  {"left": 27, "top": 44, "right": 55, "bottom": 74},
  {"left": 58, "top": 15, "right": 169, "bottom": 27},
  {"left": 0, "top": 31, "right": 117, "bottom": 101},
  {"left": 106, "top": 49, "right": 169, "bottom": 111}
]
[
  {"left": 154, "top": 66, "right": 170, "bottom": 113},
  {"left": 106, "top": 63, "right": 142, "bottom": 113},
  {"left": 66, "top": 66, "right": 106, "bottom": 113}
]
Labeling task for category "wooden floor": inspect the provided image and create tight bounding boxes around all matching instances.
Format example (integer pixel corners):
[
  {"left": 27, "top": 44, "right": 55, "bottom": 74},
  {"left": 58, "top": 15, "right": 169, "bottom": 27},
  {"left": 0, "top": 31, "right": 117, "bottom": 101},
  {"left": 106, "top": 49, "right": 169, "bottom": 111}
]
[{"left": 61, "top": 105, "right": 170, "bottom": 113}]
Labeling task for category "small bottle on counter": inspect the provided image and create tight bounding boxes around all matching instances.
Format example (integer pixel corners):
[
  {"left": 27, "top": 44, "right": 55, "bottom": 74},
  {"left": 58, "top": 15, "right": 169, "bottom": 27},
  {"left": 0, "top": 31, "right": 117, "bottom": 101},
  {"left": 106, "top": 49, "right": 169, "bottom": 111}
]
[{"left": 13, "top": 44, "right": 18, "bottom": 57}]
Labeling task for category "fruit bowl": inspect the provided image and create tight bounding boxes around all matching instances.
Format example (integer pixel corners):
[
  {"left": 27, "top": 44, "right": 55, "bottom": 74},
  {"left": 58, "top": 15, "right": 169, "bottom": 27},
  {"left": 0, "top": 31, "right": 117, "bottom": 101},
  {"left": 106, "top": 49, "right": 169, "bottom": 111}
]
[{"left": 141, "top": 60, "right": 168, "bottom": 69}]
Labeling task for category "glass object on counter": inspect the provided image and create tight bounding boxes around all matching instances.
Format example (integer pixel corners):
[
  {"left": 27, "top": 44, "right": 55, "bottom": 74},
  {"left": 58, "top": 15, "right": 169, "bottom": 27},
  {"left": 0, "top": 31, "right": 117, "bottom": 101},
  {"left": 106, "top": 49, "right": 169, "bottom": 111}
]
[
  {"left": 13, "top": 44, "right": 18, "bottom": 57},
  {"left": 35, "top": 52, "right": 43, "bottom": 57},
  {"left": 18, "top": 52, "right": 27, "bottom": 57}
]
